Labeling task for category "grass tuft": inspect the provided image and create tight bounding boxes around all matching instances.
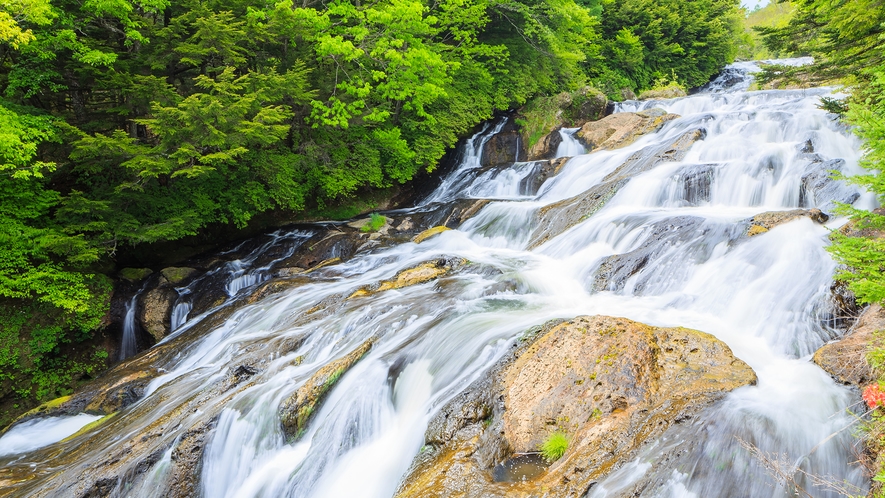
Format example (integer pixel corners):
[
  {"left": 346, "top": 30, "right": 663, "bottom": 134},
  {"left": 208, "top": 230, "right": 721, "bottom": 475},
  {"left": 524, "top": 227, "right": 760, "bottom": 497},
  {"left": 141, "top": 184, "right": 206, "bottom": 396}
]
[{"left": 540, "top": 431, "right": 569, "bottom": 462}]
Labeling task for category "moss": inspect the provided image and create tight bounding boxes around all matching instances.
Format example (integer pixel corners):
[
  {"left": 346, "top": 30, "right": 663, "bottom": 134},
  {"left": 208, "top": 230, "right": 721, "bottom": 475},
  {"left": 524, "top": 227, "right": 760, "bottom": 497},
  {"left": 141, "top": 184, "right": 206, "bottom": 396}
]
[
  {"left": 119, "top": 268, "right": 153, "bottom": 281},
  {"left": 62, "top": 412, "right": 118, "bottom": 442},
  {"left": 160, "top": 267, "right": 197, "bottom": 284}
]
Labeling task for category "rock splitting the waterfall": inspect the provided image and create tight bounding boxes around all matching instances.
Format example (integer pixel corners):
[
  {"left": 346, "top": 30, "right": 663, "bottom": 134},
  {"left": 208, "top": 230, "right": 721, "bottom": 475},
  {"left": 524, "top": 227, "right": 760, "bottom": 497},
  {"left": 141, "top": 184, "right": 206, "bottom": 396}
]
[
  {"left": 526, "top": 130, "right": 563, "bottom": 161},
  {"left": 528, "top": 128, "right": 706, "bottom": 249},
  {"left": 814, "top": 304, "right": 884, "bottom": 386},
  {"left": 522, "top": 87, "right": 608, "bottom": 161},
  {"left": 481, "top": 122, "right": 525, "bottom": 166},
  {"left": 745, "top": 208, "right": 829, "bottom": 236},
  {"left": 279, "top": 338, "right": 376, "bottom": 440},
  {"left": 576, "top": 108, "right": 680, "bottom": 152},
  {"left": 413, "top": 226, "right": 452, "bottom": 244},
  {"left": 138, "top": 277, "right": 178, "bottom": 342},
  {"left": 395, "top": 316, "right": 756, "bottom": 498},
  {"left": 349, "top": 257, "right": 465, "bottom": 298}
]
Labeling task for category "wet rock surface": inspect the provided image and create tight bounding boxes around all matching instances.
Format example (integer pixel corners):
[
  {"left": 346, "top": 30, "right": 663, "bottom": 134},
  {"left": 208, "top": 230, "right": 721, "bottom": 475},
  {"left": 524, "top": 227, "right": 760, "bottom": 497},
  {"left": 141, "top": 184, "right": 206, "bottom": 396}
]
[
  {"left": 814, "top": 303, "right": 883, "bottom": 386},
  {"left": 138, "top": 277, "right": 178, "bottom": 342},
  {"left": 279, "top": 338, "right": 376, "bottom": 439},
  {"left": 745, "top": 208, "right": 829, "bottom": 236},
  {"left": 528, "top": 128, "right": 706, "bottom": 249},
  {"left": 577, "top": 108, "right": 680, "bottom": 151},
  {"left": 395, "top": 316, "right": 756, "bottom": 498},
  {"left": 526, "top": 129, "right": 563, "bottom": 161}
]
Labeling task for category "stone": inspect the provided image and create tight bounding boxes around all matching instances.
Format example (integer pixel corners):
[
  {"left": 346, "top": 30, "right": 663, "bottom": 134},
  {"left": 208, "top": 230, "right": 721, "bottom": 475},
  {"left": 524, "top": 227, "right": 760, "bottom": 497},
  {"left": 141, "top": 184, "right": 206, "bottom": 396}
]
[
  {"left": 526, "top": 130, "right": 563, "bottom": 161},
  {"left": 159, "top": 267, "right": 198, "bottom": 284},
  {"left": 746, "top": 208, "right": 829, "bottom": 236},
  {"left": 413, "top": 226, "right": 452, "bottom": 244},
  {"left": 84, "top": 369, "right": 159, "bottom": 414},
  {"left": 349, "top": 258, "right": 465, "bottom": 298},
  {"left": 279, "top": 337, "right": 376, "bottom": 439},
  {"left": 814, "top": 304, "right": 884, "bottom": 386},
  {"left": 395, "top": 316, "right": 755, "bottom": 498},
  {"left": 119, "top": 268, "right": 153, "bottom": 282},
  {"left": 138, "top": 278, "right": 177, "bottom": 342},
  {"left": 481, "top": 131, "right": 524, "bottom": 167},
  {"left": 576, "top": 108, "right": 680, "bottom": 152}
]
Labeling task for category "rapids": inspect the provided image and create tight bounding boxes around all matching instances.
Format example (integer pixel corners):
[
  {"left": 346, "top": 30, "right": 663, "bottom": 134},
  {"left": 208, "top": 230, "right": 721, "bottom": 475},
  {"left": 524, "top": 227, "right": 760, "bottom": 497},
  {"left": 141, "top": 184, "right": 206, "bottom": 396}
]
[{"left": 0, "top": 59, "right": 874, "bottom": 497}]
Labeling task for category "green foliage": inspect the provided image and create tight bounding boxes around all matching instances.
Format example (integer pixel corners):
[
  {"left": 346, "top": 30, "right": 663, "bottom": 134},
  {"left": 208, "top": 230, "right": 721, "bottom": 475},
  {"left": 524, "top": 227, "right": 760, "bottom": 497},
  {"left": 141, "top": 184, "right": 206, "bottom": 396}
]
[
  {"left": 637, "top": 71, "right": 686, "bottom": 99},
  {"left": 360, "top": 213, "right": 386, "bottom": 233},
  {"left": 818, "top": 96, "right": 848, "bottom": 116},
  {"left": 825, "top": 66, "right": 885, "bottom": 305},
  {"left": 735, "top": 2, "right": 794, "bottom": 60},
  {"left": 540, "top": 431, "right": 569, "bottom": 462},
  {"left": 757, "top": 0, "right": 885, "bottom": 84},
  {"left": 592, "top": 0, "right": 742, "bottom": 92}
]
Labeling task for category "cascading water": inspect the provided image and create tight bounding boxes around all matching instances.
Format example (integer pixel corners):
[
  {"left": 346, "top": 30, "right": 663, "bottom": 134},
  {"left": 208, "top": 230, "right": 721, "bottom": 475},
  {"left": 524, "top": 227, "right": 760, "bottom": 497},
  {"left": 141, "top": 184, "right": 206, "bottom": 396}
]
[
  {"left": 119, "top": 283, "right": 149, "bottom": 361},
  {"left": 555, "top": 127, "right": 585, "bottom": 157},
  {"left": 0, "top": 60, "right": 875, "bottom": 497}
]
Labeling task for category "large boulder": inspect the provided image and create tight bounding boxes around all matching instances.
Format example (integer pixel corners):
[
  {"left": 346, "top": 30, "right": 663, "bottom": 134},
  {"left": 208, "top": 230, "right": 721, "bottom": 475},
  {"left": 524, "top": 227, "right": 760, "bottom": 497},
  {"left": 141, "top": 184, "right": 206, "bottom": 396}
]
[
  {"left": 576, "top": 108, "right": 680, "bottom": 151},
  {"left": 395, "top": 316, "right": 756, "bottom": 498},
  {"left": 138, "top": 277, "right": 177, "bottom": 342},
  {"left": 528, "top": 128, "right": 706, "bottom": 249},
  {"left": 526, "top": 131, "right": 562, "bottom": 161},
  {"left": 814, "top": 304, "right": 883, "bottom": 386},
  {"left": 481, "top": 131, "right": 525, "bottom": 167}
]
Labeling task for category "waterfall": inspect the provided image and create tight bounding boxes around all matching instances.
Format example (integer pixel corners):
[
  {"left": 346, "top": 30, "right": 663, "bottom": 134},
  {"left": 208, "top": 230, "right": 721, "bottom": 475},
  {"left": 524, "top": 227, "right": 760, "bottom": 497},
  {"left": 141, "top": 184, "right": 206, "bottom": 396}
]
[
  {"left": 119, "top": 283, "right": 149, "bottom": 361},
  {"left": 555, "top": 127, "right": 585, "bottom": 157},
  {"left": 0, "top": 60, "right": 874, "bottom": 497},
  {"left": 421, "top": 117, "right": 509, "bottom": 204}
]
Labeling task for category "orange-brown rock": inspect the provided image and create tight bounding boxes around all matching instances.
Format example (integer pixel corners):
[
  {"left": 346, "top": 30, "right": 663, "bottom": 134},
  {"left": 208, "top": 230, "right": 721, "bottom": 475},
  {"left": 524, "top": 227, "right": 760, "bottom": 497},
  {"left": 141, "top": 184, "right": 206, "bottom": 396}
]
[
  {"left": 396, "top": 316, "right": 755, "bottom": 498},
  {"left": 577, "top": 108, "right": 679, "bottom": 151}
]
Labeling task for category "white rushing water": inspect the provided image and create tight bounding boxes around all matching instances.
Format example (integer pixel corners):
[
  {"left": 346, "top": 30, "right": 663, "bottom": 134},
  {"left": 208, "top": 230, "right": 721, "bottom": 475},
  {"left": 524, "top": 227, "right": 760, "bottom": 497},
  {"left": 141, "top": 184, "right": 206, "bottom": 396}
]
[
  {"left": 0, "top": 414, "right": 103, "bottom": 457},
  {"left": 2, "top": 60, "right": 874, "bottom": 497}
]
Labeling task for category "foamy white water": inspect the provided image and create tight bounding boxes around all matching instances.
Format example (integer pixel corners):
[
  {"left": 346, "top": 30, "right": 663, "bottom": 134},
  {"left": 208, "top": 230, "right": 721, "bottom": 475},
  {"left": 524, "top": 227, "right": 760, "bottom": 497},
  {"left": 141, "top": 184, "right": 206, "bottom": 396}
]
[{"left": 0, "top": 414, "right": 103, "bottom": 457}]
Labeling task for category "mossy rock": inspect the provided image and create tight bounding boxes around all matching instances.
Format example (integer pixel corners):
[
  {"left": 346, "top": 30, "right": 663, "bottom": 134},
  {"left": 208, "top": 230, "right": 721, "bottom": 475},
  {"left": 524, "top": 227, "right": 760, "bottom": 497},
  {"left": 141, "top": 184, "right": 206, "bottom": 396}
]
[
  {"left": 160, "top": 267, "right": 198, "bottom": 284},
  {"left": 279, "top": 338, "right": 376, "bottom": 439},
  {"left": 413, "top": 226, "right": 451, "bottom": 244},
  {"left": 119, "top": 268, "right": 153, "bottom": 281},
  {"left": 61, "top": 412, "right": 118, "bottom": 442},
  {"left": 349, "top": 258, "right": 465, "bottom": 298}
]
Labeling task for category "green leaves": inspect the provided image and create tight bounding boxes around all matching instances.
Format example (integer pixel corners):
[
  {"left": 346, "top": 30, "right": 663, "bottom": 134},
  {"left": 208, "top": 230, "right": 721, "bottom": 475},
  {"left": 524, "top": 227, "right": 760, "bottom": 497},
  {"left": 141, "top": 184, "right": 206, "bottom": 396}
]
[{"left": 0, "top": 101, "right": 58, "bottom": 178}]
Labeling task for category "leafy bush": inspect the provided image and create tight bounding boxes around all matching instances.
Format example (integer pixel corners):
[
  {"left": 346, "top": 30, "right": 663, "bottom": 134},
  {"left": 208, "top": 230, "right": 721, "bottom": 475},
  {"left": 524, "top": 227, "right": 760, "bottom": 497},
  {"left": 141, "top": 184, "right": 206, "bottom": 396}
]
[
  {"left": 540, "top": 431, "right": 570, "bottom": 462},
  {"left": 360, "top": 213, "right": 386, "bottom": 233}
]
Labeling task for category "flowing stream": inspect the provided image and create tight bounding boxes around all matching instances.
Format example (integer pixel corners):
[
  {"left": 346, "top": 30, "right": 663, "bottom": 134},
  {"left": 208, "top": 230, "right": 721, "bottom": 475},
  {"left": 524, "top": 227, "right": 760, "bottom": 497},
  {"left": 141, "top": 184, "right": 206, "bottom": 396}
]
[{"left": 0, "top": 60, "right": 874, "bottom": 497}]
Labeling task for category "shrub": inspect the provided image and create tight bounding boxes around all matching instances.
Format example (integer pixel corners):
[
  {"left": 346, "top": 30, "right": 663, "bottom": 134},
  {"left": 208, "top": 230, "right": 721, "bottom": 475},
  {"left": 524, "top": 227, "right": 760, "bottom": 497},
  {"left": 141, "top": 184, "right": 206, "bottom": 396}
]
[
  {"left": 540, "top": 431, "right": 569, "bottom": 462},
  {"left": 360, "top": 213, "right": 386, "bottom": 233}
]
